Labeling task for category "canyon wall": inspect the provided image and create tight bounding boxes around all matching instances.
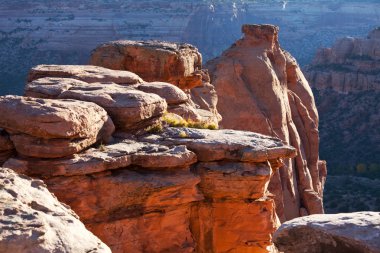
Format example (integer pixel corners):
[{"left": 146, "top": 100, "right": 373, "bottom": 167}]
[
  {"left": 206, "top": 24, "right": 325, "bottom": 221},
  {"left": 305, "top": 29, "right": 380, "bottom": 168}
]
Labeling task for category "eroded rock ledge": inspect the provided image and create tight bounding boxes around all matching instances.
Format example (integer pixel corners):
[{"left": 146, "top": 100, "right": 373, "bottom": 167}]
[{"left": 0, "top": 41, "right": 296, "bottom": 252}]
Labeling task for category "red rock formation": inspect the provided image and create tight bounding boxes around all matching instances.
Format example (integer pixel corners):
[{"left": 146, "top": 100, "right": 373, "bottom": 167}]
[
  {"left": 206, "top": 24, "right": 325, "bottom": 221},
  {"left": 90, "top": 40, "right": 221, "bottom": 125},
  {"left": 2, "top": 75, "right": 296, "bottom": 253}
]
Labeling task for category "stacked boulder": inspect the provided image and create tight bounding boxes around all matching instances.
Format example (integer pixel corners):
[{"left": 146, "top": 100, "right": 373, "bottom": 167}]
[{"left": 0, "top": 51, "right": 297, "bottom": 252}]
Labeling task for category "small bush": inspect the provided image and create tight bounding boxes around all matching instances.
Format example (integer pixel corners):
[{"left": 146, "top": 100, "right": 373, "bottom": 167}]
[
  {"left": 178, "top": 131, "right": 188, "bottom": 138},
  {"left": 145, "top": 122, "right": 163, "bottom": 134},
  {"left": 162, "top": 112, "right": 218, "bottom": 130}
]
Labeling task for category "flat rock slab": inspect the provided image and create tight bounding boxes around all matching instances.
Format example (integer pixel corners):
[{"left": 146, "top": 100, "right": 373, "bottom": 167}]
[
  {"left": 137, "top": 82, "right": 188, "bottom": 105},
  {"left": 25, "top": 78, "right": 167, "bottom": 132},
  {"left": 4, "top": 139, "right": 197, "bottom": 177},
  {"left": 0, "top": 168, "right": 111, "bottom": 253},
  {"left": 0, "top": 95, "right": 114, "bottom": 158},
  {"left": 140, "top": 127, "right": 297, "bottom": 162},
  {"left": 274, "top": 212, "right": 380, "bottom": 253},
  {"left": 28, "top": 64, "right": 143, "bottom": 85}
]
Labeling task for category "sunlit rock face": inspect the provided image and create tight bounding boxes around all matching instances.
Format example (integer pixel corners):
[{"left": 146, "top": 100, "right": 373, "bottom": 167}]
[
  {"left": 1, "top": 61, "right": 296, "bottom": 253},
  {"left": 207, "top": 24, "right": 326, "bottom": 221},
  {"left": 0, "top": 167, "right": 111, "bottom": 253},
  {"left": 305, "top": 29, "right": 380, "bottom": 168},
  {"left": 90, "top": 40, "right": 222, "bottom": 126}
]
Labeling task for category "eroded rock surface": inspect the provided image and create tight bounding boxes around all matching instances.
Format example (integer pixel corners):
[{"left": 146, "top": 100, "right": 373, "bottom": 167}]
[
  {"left": 0, "top": 129, "right": 14, "bottom": 165},
  {"left": 207, "top": 24, "right": 325, "bottom": 221},
  {"left": 0, "top": 95, "right": 114, "bottom": 158},
  {"left": 5, "top": 125, "right": 295, "bottom": 253},
  {"left": 90, "top": 40, "right": 203, "bottom": 89},
  {"left": 274, "top": 212, "right": 380, "bottom": 253},
  {"left": 90, "top": 40, "right": 221, "bottom": 125},
  {"left": 0, "top": 167, "right": 111, "bottom": 253}
]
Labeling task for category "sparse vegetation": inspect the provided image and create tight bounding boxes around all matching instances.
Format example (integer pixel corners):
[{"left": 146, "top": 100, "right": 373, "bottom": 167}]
[
  {"left": 145, "top": 122, "right": 164, "bottom": 134},
  {"left": 162, "top": 113, "right": 218, "bottom": 130},
  {"left": 178, "top": 131, "right": 188, "bottom": 138},
  {"left": 98, "top": 142, "right": 107, "bottom": 152}
]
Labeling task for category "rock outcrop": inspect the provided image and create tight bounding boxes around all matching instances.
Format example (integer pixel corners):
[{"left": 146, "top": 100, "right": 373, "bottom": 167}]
[
  {"left": 274, "top": 212, "right": 380, "bottom": 253},
  {"left": 305, "top": 28, "right": 380, "bottom": 168},
  {"left": 0, "top": 129, "right": 14, "bottom": 165},
  {"left": 90, "top": 40, "right": 221, "bottom": 125},
  {"left": 206, "top": 24, "right": 325, "bottom": 221},
  {"left": 1, "top": 61, "right": 297, "bottom": 252},
  {"left": 0, "top": 167, "right": 111, "bottom": 253}
]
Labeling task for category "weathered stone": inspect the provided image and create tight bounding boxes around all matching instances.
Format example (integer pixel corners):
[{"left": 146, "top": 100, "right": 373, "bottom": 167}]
[
  {"left": 0, "top": 168, "right": 111, "bottom": 253},
  {"left": 0, "top": 95, "right": 114, "bottom": 158},
  {"left": 4, "top": 140, "right": 197, "bottom": 177},
  {"left": 137, "top": 81, "right": 189, "bottom": 105},
  {"left": 28, "top": 64, "right": 143, "bottom": 85},
  {"left": 194, "top": 161, "right": 272, "bottom": 200},
  {"left": 207, "top": 24, "right": 325, "bottom": 220},
  {"left": 140, "top": 127, "right": 297, "bottom": 163},
  {"left": 90, "top": 40, "right": 203, "bottom": 89},
  {"left": 191, "top": 198, "right": 280, "bottom": 253},
  {"left": 274, "top": 212, "right": 380, "bottom": 253},
  {"left": 0, "top": 129, "right": 14, "bottom": 165},
  {"left": 25, "top": 78, "right": 167, "bottom": 132}
]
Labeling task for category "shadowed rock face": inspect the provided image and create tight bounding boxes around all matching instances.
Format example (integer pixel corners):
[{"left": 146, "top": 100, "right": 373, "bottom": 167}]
[
  {"left": 207, "top": 24, "right": 326, "bottom": 221},
  {"left": 305, "top": 28, "right": 380, "bottom": 168},
  {"left": 0, "top": 167, "right": 111, "bottom": 253},
  {"left": 274, "top": 212, "right": 380, "bottom": 253}
]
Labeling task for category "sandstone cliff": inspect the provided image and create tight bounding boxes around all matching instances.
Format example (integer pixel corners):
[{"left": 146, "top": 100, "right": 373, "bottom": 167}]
[
  {"left": 0, "top": 62, "right": 296, "bottom": 253},
  {"left": 206, "top": 24, "right": 326, "bottom": 221},
  {"left": 305, "top": 28, "right": 380, "bottom": 168}
]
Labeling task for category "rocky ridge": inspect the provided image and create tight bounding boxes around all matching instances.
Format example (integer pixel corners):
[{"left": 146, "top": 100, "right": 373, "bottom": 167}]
[{"left": 206, "top": 24, "right": 326, "bottom": 221}]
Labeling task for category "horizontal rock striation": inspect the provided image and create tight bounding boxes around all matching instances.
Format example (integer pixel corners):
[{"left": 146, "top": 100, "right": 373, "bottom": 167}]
[
  {"left": 274, "top": 212, "right": 380, "bottom": 253},
  {"left": 207, "top": 24, "right": 326, "bottom": 221},
  {"left": 306, "top": 28, "right": 380, "bottom": 93},
  {"left": 0, "top": 167, "right": 111, "bottom": 253}
]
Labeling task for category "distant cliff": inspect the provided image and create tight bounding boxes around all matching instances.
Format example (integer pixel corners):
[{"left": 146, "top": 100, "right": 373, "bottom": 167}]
[{"left": 305, "top": 28, "right": 380, "bottom": 169}]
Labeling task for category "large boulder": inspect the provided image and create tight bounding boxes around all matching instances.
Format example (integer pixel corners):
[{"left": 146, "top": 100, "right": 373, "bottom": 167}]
[
  {"left": 206, "top": 24, "right": 325, "bottom": 221},
  {"left": 0, "top": 167, "right": 111, "bottom": 253},
  {"left": 0, "top": 95, "right": 114, "bottom": 158},
  {"left": 274, "top": 212, "right": 380, "bottom": 253},
  {"left": 90, "top": 40, "right": 203, "bottom": 89}
]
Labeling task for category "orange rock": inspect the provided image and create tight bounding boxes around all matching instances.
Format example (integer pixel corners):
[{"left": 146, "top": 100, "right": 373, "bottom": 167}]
[
  {"left": 90, "top": 40, "right": 203, "bottom": 89},
  {"left": 207, "top": 24, "right": 325, "bottom": 221}
]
